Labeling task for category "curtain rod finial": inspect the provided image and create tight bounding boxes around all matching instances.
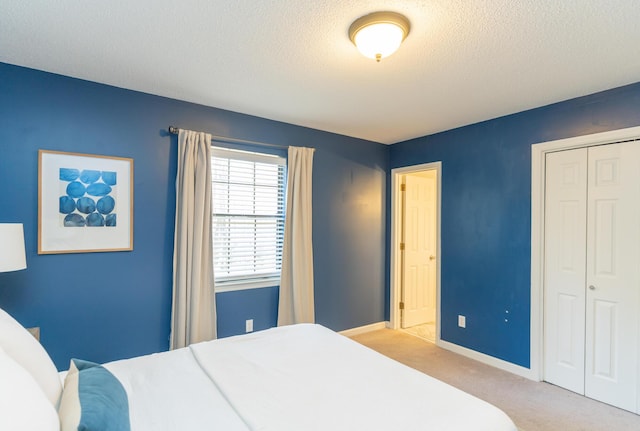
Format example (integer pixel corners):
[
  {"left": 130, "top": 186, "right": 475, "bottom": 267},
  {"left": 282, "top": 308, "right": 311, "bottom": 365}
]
[{"left": 168, "top": 126, "right": 179, "bottom": 135}]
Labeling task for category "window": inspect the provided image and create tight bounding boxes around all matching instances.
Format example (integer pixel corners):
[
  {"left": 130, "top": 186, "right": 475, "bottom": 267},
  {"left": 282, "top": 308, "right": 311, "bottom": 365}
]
[{"left": 211, "top": 146, "right": 286, "bottom": 291}]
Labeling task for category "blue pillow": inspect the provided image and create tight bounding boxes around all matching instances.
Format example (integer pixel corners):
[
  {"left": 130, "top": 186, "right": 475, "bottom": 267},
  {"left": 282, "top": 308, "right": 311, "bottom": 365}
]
[{"left": 58, "top": 359, "right": 130, "bottom": 431}]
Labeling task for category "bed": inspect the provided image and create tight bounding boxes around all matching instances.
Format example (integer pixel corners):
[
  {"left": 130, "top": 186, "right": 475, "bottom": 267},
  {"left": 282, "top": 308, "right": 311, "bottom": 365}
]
[{"left": 0, "top": 307, "right": 517, "bottom": 431}]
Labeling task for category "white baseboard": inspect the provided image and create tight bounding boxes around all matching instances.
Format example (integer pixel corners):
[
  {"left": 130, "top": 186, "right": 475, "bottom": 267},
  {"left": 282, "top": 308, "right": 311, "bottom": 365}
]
[
  {"left": 437, "top": 339, "right": 539, "bottom": 381},
  {"left": 339, "top": 321, "right": 388, "bottom": 337}
]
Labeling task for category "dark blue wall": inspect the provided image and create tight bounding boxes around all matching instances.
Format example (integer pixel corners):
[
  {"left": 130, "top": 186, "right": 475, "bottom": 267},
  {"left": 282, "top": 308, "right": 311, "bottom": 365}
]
[
  {"left": 389, "top": 82, "right": 640, "bottom": 367},
  {"left": 0, "top": 62, "right": 387, "bottom": 369},
  {"left": 4, "top": 60, "right": 638, "bottom": 372},
  {"left": 216, "top": 286, "right": 279, "bottom": 338}
]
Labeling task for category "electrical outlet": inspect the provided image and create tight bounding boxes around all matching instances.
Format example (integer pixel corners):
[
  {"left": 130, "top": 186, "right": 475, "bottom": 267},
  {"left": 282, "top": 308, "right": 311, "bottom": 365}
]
[
  {"left": 245, "top": 319, "right": 254, "bottom": 333},
  {"left": 458, "top": 315, "right": 466, "bottom": 328}
]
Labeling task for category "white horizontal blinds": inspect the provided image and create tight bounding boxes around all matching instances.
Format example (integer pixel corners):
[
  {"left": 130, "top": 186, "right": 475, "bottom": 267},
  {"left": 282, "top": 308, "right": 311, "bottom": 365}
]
[{"left": 211, "top": 147, "right": 286, "bottom": 284}]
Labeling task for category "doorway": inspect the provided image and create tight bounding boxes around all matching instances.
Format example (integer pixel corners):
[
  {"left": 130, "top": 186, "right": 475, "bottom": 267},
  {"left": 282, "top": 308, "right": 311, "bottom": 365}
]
[{"left": 390, "top": 162, "right": 441, "bottom": 344}]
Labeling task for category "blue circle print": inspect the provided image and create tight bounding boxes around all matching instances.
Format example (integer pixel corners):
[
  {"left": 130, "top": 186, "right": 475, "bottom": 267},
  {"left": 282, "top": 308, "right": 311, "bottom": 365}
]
[
  {"left": 66, "top": 181, "right": 86, "bottom": 198},
  {"left": 59, "top": 196, "right": 76, "bottom": 214},
  {"left": 64, "top": 213, "right": 86, "bottom": 227},
  {"left": 87, "top": 212, "right": 105, "bottom": 226},
  {"left": 105, "top": 214, "right": 117, "bottom": 227},
  {"left": 76, "top": 197, "right": 96, "bottom": 214},
  {"left": 86, "top": 183, "right": 112, "bottom": 197},
  {"left": 59, "top": 168, "right": 79, "bottom": 182},
  {"left": 96, "top": 196, "right": 115, "bottom": 214},
  {"left": 101, "top": 171, "right": 117, "bottom": 186},
  {"left": 80, "top": 170, "right": 101, "bottom": 184}
]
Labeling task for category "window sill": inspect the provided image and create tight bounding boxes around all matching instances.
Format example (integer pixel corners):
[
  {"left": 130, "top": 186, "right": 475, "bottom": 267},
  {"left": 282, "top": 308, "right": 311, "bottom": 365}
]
[{"left": 215, "top": 278, "right": 280, "bottom": 293}]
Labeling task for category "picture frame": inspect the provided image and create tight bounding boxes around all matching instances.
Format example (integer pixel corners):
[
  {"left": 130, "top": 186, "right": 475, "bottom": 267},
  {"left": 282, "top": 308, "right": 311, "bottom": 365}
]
[{"left": 38, "top": 150, "right": 134, "bottom": 254}]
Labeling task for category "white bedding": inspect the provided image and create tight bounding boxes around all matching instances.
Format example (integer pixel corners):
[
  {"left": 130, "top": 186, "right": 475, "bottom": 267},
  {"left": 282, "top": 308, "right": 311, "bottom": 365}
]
[
  {"left": 191, "top": 324, "right": 517, "bottom": 431},
  {"left": 104, "top": 324, "right": 517, "bottom": 431},
  {"left": 105, "top": 346, "right": 249, "bottom": 431}
]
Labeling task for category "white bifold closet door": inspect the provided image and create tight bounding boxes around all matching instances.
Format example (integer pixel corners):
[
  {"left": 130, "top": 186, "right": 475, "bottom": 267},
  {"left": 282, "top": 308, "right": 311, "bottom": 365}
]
[{"left": 544, "top": 141, "right": 640, "bottom": 413}]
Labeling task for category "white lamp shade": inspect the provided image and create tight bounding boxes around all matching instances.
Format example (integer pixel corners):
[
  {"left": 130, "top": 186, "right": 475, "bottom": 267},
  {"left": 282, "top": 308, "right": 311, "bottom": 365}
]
[
  {"left": 354, "top": 22, "right": 405, "bottom": 60},
  {"left": 0, "top": 224, "right": 27, "bottom": 272}
]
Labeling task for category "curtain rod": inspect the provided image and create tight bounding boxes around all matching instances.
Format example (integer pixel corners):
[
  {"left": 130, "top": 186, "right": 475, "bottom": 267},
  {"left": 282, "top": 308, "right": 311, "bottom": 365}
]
[{"left": 168, "top": 126, "right": 287, "bottom": 149}]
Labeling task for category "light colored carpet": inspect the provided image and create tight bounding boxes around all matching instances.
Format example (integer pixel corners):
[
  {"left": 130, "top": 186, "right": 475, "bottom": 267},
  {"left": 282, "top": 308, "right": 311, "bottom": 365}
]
[
  {"left": 401, "top": 322, "right": 436, "bottom": 343},
  {"left": 351, "top": 329, "right": 640, "bottom": 431}
]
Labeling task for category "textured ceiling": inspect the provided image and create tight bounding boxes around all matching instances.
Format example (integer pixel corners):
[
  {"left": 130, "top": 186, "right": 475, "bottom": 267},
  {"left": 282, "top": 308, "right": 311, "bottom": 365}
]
[{"left": 2, "top": 1, "right": 640, "bottom": 144}]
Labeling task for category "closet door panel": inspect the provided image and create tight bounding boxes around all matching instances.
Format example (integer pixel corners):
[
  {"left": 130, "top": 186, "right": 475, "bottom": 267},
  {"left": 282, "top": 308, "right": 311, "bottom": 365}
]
[
  {"left": 585, "top": 142, "right": 640, "bottom": 412},
  {"left": 543, "top": 148, "right": 588, "bottom": 394}
]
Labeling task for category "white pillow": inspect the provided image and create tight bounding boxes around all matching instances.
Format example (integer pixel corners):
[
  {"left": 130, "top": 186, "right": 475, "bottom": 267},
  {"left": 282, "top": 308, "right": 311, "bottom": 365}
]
[
  {"left": 0, "top": 307, "right": 62, "bottom": 406},
  {"left": 0, "top": 345, "right": 60, "bottom": 431}
]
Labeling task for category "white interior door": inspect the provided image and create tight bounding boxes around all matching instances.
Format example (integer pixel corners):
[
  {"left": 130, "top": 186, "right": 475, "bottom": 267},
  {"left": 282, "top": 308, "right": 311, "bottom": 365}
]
[
  {"left": 584, "top": 142, "right": 640, "bottom": 412},
  {"left": 543, "top": 141, "right": 640, "bottom": 413},
  {"left": 401, "top": 173, "right": 436, "bottom": 328},
  {"left": 543, "top": 148, "right": 588, "bottom": 394}
]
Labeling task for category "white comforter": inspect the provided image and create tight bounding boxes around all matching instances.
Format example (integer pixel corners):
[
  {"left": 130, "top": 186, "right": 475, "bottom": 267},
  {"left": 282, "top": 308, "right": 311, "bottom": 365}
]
[
  {"left": 105, "top": 346, "right": 249, "bottom": 430},
  {"left": 106, "top": 324, "right": 517, "bottom": 431}
]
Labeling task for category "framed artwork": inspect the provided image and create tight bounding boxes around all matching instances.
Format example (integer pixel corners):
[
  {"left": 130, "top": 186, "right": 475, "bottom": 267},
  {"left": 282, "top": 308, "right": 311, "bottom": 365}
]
[{"left": 38, "top": 150, "right": 134, "bottom": 254}]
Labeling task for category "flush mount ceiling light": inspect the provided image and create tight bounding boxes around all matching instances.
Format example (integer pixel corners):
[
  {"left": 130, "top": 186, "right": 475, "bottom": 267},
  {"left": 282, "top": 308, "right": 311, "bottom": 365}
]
[{"left": 349, "top": 11, "right": 411, "bottom": 62}]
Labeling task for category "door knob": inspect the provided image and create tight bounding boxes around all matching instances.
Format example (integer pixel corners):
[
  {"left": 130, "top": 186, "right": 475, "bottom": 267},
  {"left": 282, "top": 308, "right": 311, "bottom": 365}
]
[
  {"left": 429, "top": 255, "right": 436, "bottom": 261},
  {"left": 588, "top": 285, "right": 596, "bottom": 290}
]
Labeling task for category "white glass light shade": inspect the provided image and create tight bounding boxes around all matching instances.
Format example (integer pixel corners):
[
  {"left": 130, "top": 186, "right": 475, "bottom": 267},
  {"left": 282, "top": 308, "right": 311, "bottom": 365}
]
[
  {"left": 354, "top": 23, "right": 405, "bottom": 61},
  {"left": 0, "top": 224, "right": 27, "bottom": 272},
  {"left": 349, "top": 12, "right": 410, "bottom": 62}
]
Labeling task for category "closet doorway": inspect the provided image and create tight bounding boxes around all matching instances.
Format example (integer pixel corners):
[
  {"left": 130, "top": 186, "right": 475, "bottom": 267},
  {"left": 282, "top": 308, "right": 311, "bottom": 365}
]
[
  {"left": 390, "top": 162, "right": 441, "bottom": 344},
  {"left": 531, "top": 126, "right": 640, "bottom": 413}
]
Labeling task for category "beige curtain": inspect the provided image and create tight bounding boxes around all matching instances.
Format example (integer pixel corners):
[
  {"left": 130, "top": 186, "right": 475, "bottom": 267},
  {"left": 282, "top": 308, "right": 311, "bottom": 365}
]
[
  {"left": 170, "top": 129, "right": 217, "bottom": 349},
  {"left": 278, "top": 146, "right": 315, "bottom": 326}
]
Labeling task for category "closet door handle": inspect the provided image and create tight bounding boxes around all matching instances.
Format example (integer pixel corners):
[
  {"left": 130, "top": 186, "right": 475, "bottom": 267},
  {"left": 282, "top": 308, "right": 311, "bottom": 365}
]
[{"left": 588, "top": 285, "right": 596, "bottom": 290}]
